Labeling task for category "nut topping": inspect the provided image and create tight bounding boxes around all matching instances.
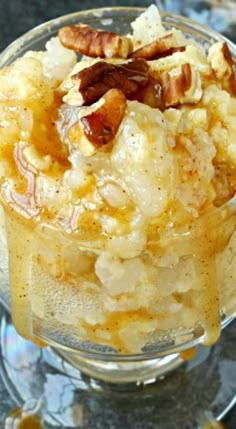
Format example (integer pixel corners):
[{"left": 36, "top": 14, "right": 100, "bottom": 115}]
[
  {"left": 208, "top": 42, "right": 233, "bottom": 80},
  {"left": 130, "top": 33, "right": 186, "bottom": 61},
  {"left": 134, "top": 80, "right": 164, "bottom": 110},
  {"left": 160, "top": 63, "right": 202, "bottom": 107},
  {"left": 208, "top": 41, "right": 236, "bottom": 95},
  {"left": 229, "top": 72, "right": 236, "bottom": 95},
  {"left": 68, "top": 89, "right": 126, "bottom": 156},
  {"left": 64, "top": 59, "right": 150, "bottom": 107},
  {"left": 59, "top": 24, "right": 133, "bottom": 59}
]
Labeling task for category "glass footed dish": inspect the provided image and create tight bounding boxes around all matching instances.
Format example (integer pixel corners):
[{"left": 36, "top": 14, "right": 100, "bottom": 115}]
[{"left": 0, "top": 6, "right": 236, "bottom": 428}]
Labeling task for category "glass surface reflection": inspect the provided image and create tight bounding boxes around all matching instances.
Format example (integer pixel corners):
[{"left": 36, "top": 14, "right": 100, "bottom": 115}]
[{"left": 157, "top": 0, "right": 236, "bottom": 42}]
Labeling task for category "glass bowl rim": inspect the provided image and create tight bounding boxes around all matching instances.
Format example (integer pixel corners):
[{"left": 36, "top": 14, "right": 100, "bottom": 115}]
[{"left": 1, "top": 6, "right": 236, "bottom": 68}]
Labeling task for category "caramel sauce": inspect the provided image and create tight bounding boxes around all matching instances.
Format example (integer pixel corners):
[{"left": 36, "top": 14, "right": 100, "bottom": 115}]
[
  {"left": 202, "top": 421, "right": 225, "bottom": 429},
  {"left": 102, "top": 203, "right": 133, "bottom": 221},
  {"left": 72, "top": 58, "right": 165, "bottom": 111},
  {"left": 18, "top": 416, "right": 43, "bottom": 429},
  {"left": 2, "top": 96, "right": 234, "bottom": 353},
  {"left": 77, "top": 211, "right": 102, "bottom": 240},
  {"left": 102, "top": 210, "right": 129, "bottom": 231},
  {"left": 31, "top": 337, "right": 48, "bottom": 348},
  {"left": 180, "top": 347, "right": 196, "bottom": 361},
  {"left": 133, "top": 78, "right": 164, "bottom": 110},
  {"left": 0, "top": 90, "right": 74, "bottom": 224},
  {"left": 29, "top": 91, "right": 69, "bottom": 170},
  {"left": 0, "top": 41, "right": 236, "bottom": 357},
  {"left": 0, "top": 93, "right": 69, "bottom": 181},
  {"left": 5, "top": 212, "right": 34, "bottom": 340},
  {"left": 80, "top": 244, "right": 222, "bottom": 351},
  {"left": 71, "top": 59, "right": 149, "bottom": 106},
  {"left": 3, "top": 209, "right": 50, "bottom": 344},
  {"left": 83, "top": 308, "right": 156, "bottom": 353},
  {"left": 31, "top": 319, "right": 48, "bottom": 347},
  {"left": 75, "top": 175, "right": 96, "bottom": 199},
  {"left": 0, "top": 144, "right": 15, "bottom": 178},
  {"left": 4, "top": 407, "right": 43, "bottom": 429},
  {"left": 195, "top": 255, "right": 221, "bottom": 345}
]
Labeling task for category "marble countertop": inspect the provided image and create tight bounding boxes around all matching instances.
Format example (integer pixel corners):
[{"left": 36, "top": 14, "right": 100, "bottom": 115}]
[{"left": 0, "top": 1, "right": 236, "bottom": 427}]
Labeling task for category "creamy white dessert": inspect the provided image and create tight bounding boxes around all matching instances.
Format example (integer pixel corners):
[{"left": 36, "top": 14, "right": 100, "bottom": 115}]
[{"left": 0, "top": 6, "right": 236, "bottom": 353}]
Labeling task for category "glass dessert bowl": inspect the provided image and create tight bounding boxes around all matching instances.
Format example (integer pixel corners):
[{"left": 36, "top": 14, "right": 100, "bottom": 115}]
[{"left": 1, "top": 5, "right": 236, "bottom": 428}]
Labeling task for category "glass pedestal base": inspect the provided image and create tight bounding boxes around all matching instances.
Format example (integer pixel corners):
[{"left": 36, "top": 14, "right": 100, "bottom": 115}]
[{"left": 1, "top": 311, "right": 236, "bottom": 429}]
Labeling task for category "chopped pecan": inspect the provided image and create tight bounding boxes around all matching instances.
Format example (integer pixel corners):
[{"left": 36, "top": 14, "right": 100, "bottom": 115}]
[
  {"left": 208, "top": 42, "right": 233, "bottom": 79},
  {"left": 133, "top": 79, "right": 164, "bottom": 110},
  {"left": 208, "top": 41, "right": 236, "bottom": 95},
  {"left": 58, "top": 24, "right": 133, "bottom": 59},
  {"left": 160, "top": 63, "right": 202, "bottom": 107},
  {"left": 64, "top": 59, "right": 150, "bottom": 107},
  {"left": 72, "top": 61, "right": 110, "bottom": 91},
  {"left": 229, "top": 71, "right": 236, "bottom": 95},
  {"left": 130, "top": 33, "right": 186, "bottom": 61},
  {"left": 68, "top": 89, "right": 126, "bottom": 156}
]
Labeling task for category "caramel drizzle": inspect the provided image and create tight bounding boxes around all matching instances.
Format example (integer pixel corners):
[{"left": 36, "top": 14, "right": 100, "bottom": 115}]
[{"left": 71, "top": 59, "right": 151, "bottom": 106}]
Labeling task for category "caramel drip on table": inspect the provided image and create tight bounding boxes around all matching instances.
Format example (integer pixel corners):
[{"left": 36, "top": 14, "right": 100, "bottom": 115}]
[
  {"left": 4, "top": 407, "right": 43, "bottom": 429},
  {"left": 18, "top": 416, "right": 43, "bottom": 429},
  {"left": 202, "top": 421, "right": 225, "bottom": 429}
]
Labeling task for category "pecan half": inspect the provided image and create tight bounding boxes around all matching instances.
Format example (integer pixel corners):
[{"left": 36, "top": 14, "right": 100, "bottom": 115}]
[
  {"left": 59, "top": 24, "right": 133, "bottom": 59},
  {"left": 68, "top": 89, "right": 126, "bottom": 156},
  {"left": 229, "top": 72, "right": 236, "bottom": 95},
  {"left": 160, "top": 63, "right": 202, "bottom": 107},
  {"left": 64, "top": 59, "right": 150, "bottom": 107},
  {"left": 130, "top": 33, "right": 186, "bottom": 61},
  {"left": 208, "top": 41, "right": 236, "bottom": 95}
]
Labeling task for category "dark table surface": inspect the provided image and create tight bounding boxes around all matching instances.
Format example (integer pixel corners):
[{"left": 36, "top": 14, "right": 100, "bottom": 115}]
[{"left": 0, "top": 0, "right": 236, "bottom": 428}]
